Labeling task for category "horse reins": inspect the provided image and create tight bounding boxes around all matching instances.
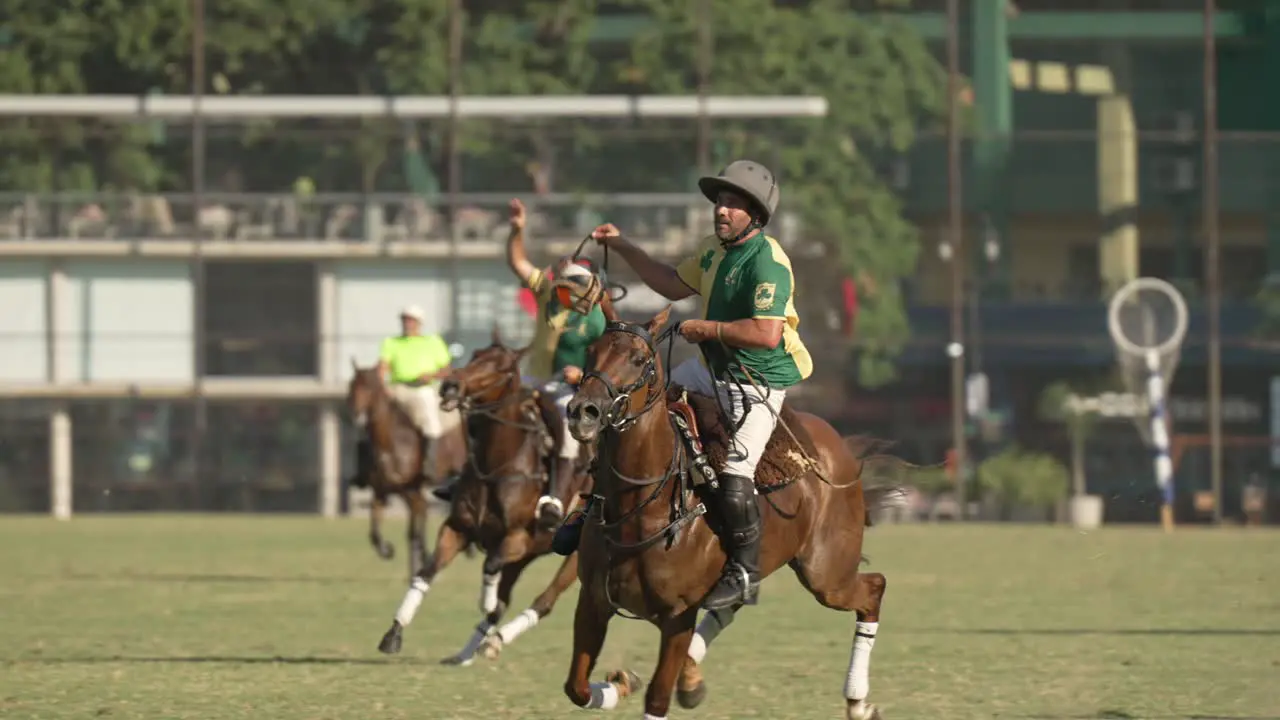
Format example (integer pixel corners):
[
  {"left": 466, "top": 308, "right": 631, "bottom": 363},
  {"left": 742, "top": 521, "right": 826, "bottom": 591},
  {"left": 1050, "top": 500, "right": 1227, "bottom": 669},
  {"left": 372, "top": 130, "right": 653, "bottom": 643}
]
[
  {"left": 593, "top": 320, "right": 855, "bottom": 491},
  {"left": 568, "top": 232, "right": 628, "bottom": 305},
  {"left": 577, "top": 321, "right": 707, "bottom": 622},
  {"left": 719, "top": 357, "right": 859, "bottom": 490},
  {"left": 578, "top": 321, "right": 681, "bottom": 432}
]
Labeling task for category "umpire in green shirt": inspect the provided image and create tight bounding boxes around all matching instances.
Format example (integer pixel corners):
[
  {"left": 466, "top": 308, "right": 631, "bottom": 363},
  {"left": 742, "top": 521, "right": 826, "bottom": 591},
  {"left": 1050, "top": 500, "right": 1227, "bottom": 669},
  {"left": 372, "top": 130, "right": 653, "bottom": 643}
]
[{"left": 377, "top": 304, "right": 459, "bottom": 477}]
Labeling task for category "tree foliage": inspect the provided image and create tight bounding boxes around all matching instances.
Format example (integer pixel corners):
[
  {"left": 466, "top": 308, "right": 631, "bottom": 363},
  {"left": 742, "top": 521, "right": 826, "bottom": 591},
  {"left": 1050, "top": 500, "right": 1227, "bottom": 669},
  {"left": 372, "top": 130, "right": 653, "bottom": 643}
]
[
  {"left": 616, "top": 0, "right": 948, "bottom": 385},
  {"left": 0, "top": 0, "right": 947, "bottom": 382},
  {"left": 977, "top": 446, "right": 1069, "bottom": 520}
]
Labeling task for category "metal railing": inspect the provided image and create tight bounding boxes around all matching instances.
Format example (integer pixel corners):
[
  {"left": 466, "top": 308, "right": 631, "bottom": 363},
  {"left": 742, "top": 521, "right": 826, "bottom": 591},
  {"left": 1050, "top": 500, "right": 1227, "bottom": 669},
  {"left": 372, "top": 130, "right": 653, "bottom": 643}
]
[{"left": 0, "top": 191, "right": 721, "bottom": 249}]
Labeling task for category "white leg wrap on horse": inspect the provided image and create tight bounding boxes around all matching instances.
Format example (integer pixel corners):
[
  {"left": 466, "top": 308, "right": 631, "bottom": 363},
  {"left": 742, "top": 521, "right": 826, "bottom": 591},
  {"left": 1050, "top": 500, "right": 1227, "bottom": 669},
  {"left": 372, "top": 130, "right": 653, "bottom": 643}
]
[
  {"left": 586, "top": 682, "right": 620, "bottom": 710},
  {"left": 480, "top": 572, "right": 500, "bottom": 614},
  {"left": 394, "top": 577, "right": 430, "bottom": 626},
  {"left": 642, "top": 714, "right": 667, "bottom": 720},
  {"left": 687, "top": 632, "right": 708, "bottom": 665},
  {"left": 497, "top": 608, "right": 540, "bottom": 645},
  {"left": 844, "top": 621, "right": 878, "bottom": 700}
]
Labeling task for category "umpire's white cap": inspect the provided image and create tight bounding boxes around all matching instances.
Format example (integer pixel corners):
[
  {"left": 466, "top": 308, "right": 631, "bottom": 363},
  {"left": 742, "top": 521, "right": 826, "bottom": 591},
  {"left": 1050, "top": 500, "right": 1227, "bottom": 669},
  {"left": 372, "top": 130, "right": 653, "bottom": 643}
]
[{"left": 400, "top": 304, "right": 426, "bottom": 322}]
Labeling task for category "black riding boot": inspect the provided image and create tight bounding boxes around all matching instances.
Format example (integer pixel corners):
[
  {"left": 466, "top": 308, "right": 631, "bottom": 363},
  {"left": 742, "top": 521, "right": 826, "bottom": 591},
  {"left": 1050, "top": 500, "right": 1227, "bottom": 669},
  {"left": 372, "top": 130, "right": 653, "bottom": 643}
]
[
  {"left": 551, "top": 498, "right": 589, "bottom": 557},
  {"left": 348, "top": 439, "right": 373, "bottom": 489},
  {"left": 421, "top": 436, "right": 455, "bottom": 503},
  {"left": 420, "top": 434, "right": 439, "bottom": 480},
  {"left": 537, "top": 457, "right": 572, "bottom": 531},
  {"left": 430, "top": 478, "right": 457, "bottom": 502},
  {"left": 702, "top": 473, "right": 763, "bottom": 611}
]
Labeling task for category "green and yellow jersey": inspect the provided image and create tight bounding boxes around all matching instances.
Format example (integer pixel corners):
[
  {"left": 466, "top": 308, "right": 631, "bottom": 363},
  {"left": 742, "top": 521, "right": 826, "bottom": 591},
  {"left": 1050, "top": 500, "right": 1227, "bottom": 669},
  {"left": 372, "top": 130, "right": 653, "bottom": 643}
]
[
  {"left": 379, "top": 334, "right": 452, "bottom": 385},
  {"left": 675, "top": 232, "right": 812, "bottom": 389},
  {"left": 524, "top": 267, "right": 608, "bottom": 381}
]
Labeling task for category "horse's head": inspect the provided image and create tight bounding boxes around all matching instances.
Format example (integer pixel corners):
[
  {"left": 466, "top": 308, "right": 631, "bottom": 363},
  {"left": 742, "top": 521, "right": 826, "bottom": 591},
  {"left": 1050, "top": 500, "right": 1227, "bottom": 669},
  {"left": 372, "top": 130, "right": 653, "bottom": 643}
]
[
  {"left": 346, "top": 359, "right": 385, "bottom": 428},
  {"left": 567, "top": 305, "right": 671, "bottom": 442},
  {"left": 440, "top": 325, "right": 527, "bottom": 409}
]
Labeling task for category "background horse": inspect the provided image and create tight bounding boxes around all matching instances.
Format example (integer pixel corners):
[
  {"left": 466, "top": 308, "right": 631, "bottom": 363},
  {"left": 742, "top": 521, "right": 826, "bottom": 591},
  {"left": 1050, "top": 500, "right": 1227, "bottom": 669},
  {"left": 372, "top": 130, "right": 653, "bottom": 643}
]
[
  {"left": 345, "top": 362, "right": 466, "bottom": 579},
  {"left": 375, "top": 329, "right": 594, "bottom": 666},
  {"left": 562, "top": 308, "right": 907, "bottom": 720}
]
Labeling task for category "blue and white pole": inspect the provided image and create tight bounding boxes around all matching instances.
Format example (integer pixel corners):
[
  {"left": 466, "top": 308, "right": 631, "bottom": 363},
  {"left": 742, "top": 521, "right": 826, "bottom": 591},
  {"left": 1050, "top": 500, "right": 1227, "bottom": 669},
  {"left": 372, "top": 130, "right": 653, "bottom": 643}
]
[{"left": 1144, "top": 350, "right": 1175, "bottom": 531}]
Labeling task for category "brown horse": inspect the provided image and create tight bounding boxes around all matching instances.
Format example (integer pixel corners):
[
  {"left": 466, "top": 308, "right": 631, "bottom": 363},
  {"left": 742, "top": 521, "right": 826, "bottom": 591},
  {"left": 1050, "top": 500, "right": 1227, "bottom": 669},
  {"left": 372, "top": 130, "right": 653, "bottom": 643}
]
[
  {"left": 345, "top": 362, "right": 467, "bottom": 579},
  {"left": 375, "top": 329, "right": 594, "bottom": 666},
  {"left": 561, "top": 307, "right": 904, "bottom": 720}
]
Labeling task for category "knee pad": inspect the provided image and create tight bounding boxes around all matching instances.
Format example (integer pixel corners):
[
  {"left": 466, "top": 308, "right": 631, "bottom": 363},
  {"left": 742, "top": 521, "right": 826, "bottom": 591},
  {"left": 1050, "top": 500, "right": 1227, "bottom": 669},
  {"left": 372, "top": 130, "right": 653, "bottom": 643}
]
[{"left": 714, "top": 474, "right": 761, "bottom": 543}]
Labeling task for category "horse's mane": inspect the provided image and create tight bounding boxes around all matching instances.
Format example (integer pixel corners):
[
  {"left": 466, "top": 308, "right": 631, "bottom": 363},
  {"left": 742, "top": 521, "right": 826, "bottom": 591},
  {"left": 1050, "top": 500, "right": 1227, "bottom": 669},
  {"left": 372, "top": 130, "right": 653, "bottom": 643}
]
[{"left": 353, "top": 369, "right": 419, "bottom": 430}]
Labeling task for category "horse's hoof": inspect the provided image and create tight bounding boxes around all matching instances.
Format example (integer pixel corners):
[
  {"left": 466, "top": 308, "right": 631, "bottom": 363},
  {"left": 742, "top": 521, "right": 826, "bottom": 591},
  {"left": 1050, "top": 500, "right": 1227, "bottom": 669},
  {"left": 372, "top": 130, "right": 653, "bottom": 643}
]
[
  {"left": 375, "top": 542, "right": 395, "bottom": 560},
  {"left": 605, "top": 669, "right": 644, "bottom": 698},
  {"left": 377, "top": 623, "right": 404, "bottom": 654},
  {"left": 677, "top": 657, "right": 706, "bottom": 708},
  {"left": 846, "top": 699, "right": 882, "bottom": 720},
  {"left": 676, "top": 680, "right": 707, "bottom": 709},
  {"left": 439, "top": 653, "right": 475, "bottom": 667},
  {"left": 479, "top": 634, "right": 504, "bottom": 661}
]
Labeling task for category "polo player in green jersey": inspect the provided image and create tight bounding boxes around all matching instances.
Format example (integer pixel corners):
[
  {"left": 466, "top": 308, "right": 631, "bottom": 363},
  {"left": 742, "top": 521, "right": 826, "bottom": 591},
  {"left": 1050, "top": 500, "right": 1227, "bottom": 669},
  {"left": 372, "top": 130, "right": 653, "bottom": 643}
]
[{"left": 564, "top": 160, "right": 812, "bottom": 611}]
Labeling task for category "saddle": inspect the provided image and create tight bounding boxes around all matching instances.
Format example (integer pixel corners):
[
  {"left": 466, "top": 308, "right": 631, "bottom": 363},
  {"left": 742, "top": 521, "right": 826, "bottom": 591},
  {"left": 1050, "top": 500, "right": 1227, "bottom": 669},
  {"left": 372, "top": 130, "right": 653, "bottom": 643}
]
[
  {"left": 664, "top": 385, "right": 817, "bottom": 491},
  {"left": 527, "top": 389, "right": 558, "bottom": 455}
]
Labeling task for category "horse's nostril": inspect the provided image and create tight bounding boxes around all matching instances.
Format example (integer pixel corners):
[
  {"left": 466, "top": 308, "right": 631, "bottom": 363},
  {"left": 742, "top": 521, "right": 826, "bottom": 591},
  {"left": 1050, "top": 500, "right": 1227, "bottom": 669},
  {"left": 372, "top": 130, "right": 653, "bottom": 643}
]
[{"left": 581, "top": 404, "right": 601, "bottom": 421}]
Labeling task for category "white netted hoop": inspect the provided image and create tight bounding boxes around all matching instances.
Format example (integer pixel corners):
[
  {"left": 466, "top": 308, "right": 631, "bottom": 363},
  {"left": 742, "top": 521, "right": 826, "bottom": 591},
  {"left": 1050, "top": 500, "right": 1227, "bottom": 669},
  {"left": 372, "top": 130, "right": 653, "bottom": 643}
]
[
  {"left": 1105, "top": 277, "right": 1188, "bottom": 522},
  {"left": 1107, "top": 277, "right": 1189, "bottom": 359}
]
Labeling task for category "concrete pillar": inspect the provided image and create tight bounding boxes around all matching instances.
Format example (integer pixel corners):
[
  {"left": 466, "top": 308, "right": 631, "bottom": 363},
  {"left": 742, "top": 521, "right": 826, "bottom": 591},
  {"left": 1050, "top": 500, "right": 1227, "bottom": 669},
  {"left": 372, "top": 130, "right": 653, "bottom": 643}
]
[
  {"left": 316, "top": 262, "right": 341, "bottom": 517},
  {"left": 46, "top": 260, "right": 73, "bottom": 519},
  {"left": 50, "top": 406, "right": 72, "bottom": 520},
  {"left": 319, "top": 406, "right": 341, "bottom": 518}
]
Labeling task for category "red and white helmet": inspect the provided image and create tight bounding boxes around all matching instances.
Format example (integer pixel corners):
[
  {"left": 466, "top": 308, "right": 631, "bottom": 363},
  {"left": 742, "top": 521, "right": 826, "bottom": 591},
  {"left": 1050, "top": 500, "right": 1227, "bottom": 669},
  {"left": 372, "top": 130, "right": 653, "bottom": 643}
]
[{"left": 552, "top": 261, "right": 604, "bottom": 314}]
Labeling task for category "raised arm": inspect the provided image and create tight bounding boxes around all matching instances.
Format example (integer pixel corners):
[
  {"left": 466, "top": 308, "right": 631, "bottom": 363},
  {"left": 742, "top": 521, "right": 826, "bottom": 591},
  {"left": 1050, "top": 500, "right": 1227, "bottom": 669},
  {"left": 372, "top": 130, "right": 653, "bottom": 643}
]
[
  {"left": 591, "top": 224, "right": 695, "bottom": 302},
  {"left": 506, "top": 198, "right": 537, "bottom": 285}
]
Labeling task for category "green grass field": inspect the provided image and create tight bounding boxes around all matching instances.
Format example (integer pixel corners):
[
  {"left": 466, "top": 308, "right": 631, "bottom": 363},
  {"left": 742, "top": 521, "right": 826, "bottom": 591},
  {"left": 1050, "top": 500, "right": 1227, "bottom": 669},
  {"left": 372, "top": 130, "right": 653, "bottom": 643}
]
[{"left": 1, "top": 517, "right": 1278, "bottom": 720}]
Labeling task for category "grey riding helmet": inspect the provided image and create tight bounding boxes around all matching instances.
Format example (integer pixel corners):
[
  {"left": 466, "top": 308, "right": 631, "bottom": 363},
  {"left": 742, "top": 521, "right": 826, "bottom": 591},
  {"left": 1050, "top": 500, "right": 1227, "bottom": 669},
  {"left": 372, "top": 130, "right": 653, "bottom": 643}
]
[{"left": 697, "top": 159, "right": 780, "bottom": 226}]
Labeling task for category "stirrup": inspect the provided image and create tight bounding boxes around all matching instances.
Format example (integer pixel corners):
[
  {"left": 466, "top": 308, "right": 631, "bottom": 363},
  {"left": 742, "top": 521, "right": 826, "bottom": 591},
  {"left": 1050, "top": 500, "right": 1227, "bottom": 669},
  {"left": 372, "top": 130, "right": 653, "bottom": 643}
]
[
  {"left": 732, "top": 564, "right": 758, "bottom": 604},
  {"left": 704, "top": 563, "right": 759, "bottom": 609}
]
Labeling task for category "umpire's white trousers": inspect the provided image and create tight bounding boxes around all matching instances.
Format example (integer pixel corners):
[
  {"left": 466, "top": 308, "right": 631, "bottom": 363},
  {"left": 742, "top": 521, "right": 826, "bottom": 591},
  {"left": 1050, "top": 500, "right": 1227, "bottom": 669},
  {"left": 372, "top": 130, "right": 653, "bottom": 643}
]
[{"left": 388, "top": 384, "right": 445, "bottom": 438}]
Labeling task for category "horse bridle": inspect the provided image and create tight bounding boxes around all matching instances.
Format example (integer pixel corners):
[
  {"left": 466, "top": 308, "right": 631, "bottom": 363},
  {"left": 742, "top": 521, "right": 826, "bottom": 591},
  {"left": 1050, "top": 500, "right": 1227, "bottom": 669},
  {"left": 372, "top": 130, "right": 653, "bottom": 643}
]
[
  {"left": 441, "top": 349, "right": 547, "bottom": 482},
  {"left": 349, "top": 369, "right": 388, "bottom": 429},
  {"left": 440, "top": 354, "right": 522, "bottom": 415},
  {"left": 579, "top": 321, "right": 677, "bottom": 432}
]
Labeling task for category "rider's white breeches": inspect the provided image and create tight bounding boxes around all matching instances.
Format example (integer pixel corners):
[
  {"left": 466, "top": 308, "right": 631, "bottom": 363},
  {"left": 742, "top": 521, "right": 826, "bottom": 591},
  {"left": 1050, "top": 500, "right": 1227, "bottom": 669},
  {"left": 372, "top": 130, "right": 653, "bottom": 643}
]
[
  {"left": 525, "top": 377, "right": 580, "bottom": 461},
  {"left": 669, "top": 358, "right": 785, "bottom": 480}
]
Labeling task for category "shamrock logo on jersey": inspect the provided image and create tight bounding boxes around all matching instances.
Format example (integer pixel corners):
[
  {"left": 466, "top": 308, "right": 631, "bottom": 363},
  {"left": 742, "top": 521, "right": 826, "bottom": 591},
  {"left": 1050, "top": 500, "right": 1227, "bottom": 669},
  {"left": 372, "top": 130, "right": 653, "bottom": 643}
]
[{"left": 753, "top": 282, "right": 777, "bottom": 311}]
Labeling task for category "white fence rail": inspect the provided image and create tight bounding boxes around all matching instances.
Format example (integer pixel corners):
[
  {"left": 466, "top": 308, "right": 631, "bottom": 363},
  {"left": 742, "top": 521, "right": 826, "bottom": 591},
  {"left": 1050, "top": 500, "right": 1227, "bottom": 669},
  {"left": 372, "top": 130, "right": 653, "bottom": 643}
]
[{"left": 0, "top": 94, "right": 829, "bottom": 119}]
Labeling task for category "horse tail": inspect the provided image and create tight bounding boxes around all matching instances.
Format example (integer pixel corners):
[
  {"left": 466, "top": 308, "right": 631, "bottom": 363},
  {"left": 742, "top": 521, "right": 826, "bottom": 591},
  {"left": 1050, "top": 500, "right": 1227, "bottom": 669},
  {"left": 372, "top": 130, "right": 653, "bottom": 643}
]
[{"left": 842, "top": 434, "right": 921, "bottom": 528}]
